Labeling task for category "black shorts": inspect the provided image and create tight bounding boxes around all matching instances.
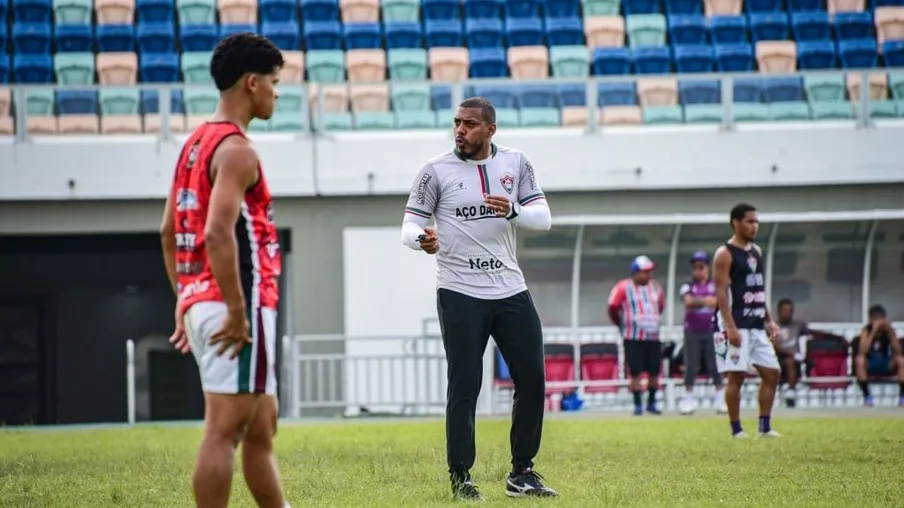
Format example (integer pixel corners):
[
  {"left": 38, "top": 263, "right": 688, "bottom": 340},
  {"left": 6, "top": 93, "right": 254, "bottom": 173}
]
[
  {"left": 624, "top": 339, "right": 662, "bottom": 377},
  {"left": 777, "top": 351, "right": 801, "bottom": 381}
]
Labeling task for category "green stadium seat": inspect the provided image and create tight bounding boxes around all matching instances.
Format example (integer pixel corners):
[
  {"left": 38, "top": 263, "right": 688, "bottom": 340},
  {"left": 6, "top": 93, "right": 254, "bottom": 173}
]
[
  {"left": 888, "top": 73, "right": 904, "bottom": 100},
  {"left": 181, "top": 52, "right": 214, "bottom": 84},
  {"left": 582, "top": 0, "right": 622, "bottom": 15},
  {"left": 733, "top": 103, "right": 770, "bottom": 122},
  {"left": 276, "top": 86, "right": 305, "bottom": 113},
  {"left": 322, "top": 112, "right": 354, "bottom": 130},
  {"left": 626, "top": 14, "right": 666, "bottom": 48},
  {"left": 248, "top": 119, "right": 269, "bottom": 132},
  {"left": 306, "top": 51, "right": 346, "bottom": 83},
  {"left": 549, "top": 46, "right": 590, "bottom": 78},
  {"left": 53, "top": 53, "right": 95, "bottom": 85},
  {"left": 53, "top": 0, "right": 93, "bottom": 23},
  {"left": 387, "top": 49, "right": 428, "bottom": 80},
  {"left": 26, "top": 89, "right": 56, "bottom": 116},
  {"left": 270, "top": 112, "right": 305, "bottom": 131},
  {"left": 391, "top": 83, "right": 431, "bottom": 111},
  {"left": 99, "top": 88, "right": 140, "bottom": 115},
  {"left": 177, "top": 0, "right": 216, "bottom": 24},
  {"left": 642, "top": 106, "right": 683, "bottom": 124},
  {"left": 184, "top": 88, "right": 219, "bottom": 114},
  {"left": 804, "top": 75, "right": 845, "bottom": 102},
  {"left": 355, "top": 111, "right": 395, "bottom": 130},
  {"left": 381, "top": 0, "right": 420, "bottom": 21},
  {"left": 395, "top": 110, "right": 437, "bottom": 129},
  {"left": 810, "top": 101, "right": 853, "bottom": 120},
  {"left": 769, "top": 101, "right": 811, "bottom": 121},
  {"left": 520, "top": 108, "right": 560, "bottom": 127},
  {"left": 435, "top": 108, "right": 453, "bottom": 128},
  {"left": 854, "top": 100, "right": 898, "bottom": 119},
  {"left": 896, "top": 100, "right": 904, "bottom": 117},
  {"left": 495, "top": 108, "right": 520, "bottom": 127},
  {"left": 684, "top": 104, "right": 723, "bottom": 123}
]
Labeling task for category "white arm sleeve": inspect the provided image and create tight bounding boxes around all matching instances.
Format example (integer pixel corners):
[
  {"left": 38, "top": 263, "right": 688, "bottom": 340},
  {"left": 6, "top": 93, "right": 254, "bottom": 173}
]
[
  {"left": 509, "top": 201, "right": 552, "bottom": 231},
  {"left": 401, "top": 217, "right": 429, "bottom": 250},
  {"left": 401, "top": 163, "right": 439, "bottom": 251}
]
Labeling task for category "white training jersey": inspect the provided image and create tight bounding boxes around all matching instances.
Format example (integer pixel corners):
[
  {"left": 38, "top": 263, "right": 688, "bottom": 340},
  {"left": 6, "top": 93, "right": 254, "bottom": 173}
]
[{"left": 403, "top": 143, "right": 546, "bottom": 300}]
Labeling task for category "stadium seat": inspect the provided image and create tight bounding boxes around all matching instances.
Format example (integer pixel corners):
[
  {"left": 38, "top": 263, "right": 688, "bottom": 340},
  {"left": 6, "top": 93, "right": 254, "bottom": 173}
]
[
  {"left": 583, "top": 0, "right": 621, "bottom": 15},
  {"left": 53, "top": 0, "right": 93, "bottom": 23},
  {"left": 709, "top": 15, "right": 747, "bottom": 44},
  {"left": 136, "top": 0, "right": 174, "bottom": 22},
  {"left": 733, "top": 76, "right": 762, "bottom": 101},
  {"left": 275, "top": 86, "right": 304, "bottom": 112},
  {"left": 184, "top": 88, "right": 219, "bottom": 114},
  {"left": 99, "top": 115, "right": 141, "bottom": 134},
  {"left": 469, "top": 47, "right": 507, "bottom": 77},
  {"left": 805, "top": 74, "right": 845, "bottom": 100},
  {"left": 97, "top": 51, "right": 138, "bottom": 84},
  {"left": 176, "top": 0, "right": 215, "bottom": 23},
  {"left": 96, "top": 24, "right": 135, "bottom": 52},
  {"left": 580, "top": 344, "right": 620, "bottom": 394},
  {"left": 25, "top": 89, "right": 55, "bottom": 114},
  {"left": 141, "top": 89, "right": 183, "bottom": 114},
  {"left": 787, "top": 0, "right": 823, "bottom": 12},
  {"left": 0, "top": 56, "right": 9, "bottom": 83},
  {"left": 355, "top": 111, "right": 395, "bottom": 129},
  {"left": 428, "top": 48, "right": 469, "bottom": 80},
  {"left": 279, "top": 51, "right": 304, "bottom": 82},
  {"left": 769, "top": 101, "right": 811, "bottom": 120},
  {"left": 668, "top": 15, "right": 707, "bottom": 44},
  {"left": 340, "top": 0, "right": 378, "bottom": 21},
  {"left": 99, "top": 87, "right": 140, "bottom": 114},
  {"left": 26, "top": 116, "right": 57, "bottom": 134},
  {"left": 584, "top": 16, "right": 625, "bottom": 47},
  {"left": 259, "top": 0, "right": 296, "bottom": 21},
  {"left": 890, "top": 72, "right": 904, "bottom": 99},
  {"left": 270, "top": 110, "right": 305, "bottom": 131},
  {"left": 545, "top": 16, "right": 585, "bottom": 45},
  {"left": 185, "top": 114, "right": 212, "bottom": 130},
  {"left": 684, "top": 104, "right": 722, "bottom": 122},
  {"left": 592, "top": 47, "right": 632, "bottom": 74},
  {"left": 137, "top": 22, "right": 176, "bottom": 53},
  {"left": 144, "top": 113, "right": 187, "bottom": 133},
  {"left": 667, "top": 0, "right": 700, "bottom": 13},
  {"left": 549, "top": 45, "right": 590, "bottom": 76},
  {"left": 838, "top": 39, "right": 878, "bottom": 68},
  {"left": 381, "top": 0, "right": 419, "bottom": 22},
  {"left": 391, "top": 82, "right": 430, "bottom": 110},
  {"left": 791, "top": 11, "right": 830, "bottom": 41},
  {"left": 673, "top": 44, "right": 715, "bottom": 72},
  {"left": 875, "top": 7, "right": 904, "bottom": 46},
  {"left": 344, "top": 22, "right": 382, "bottom": 49},
  {"left": 705, "top": 0, "right": 741, "bottom": 16},
  {"left": 349, "top": 83, "right": 389, "bottom": 111},
  {"left": 308, "top": 83, "right": 349, "bottom": 111},
  {"left": 470, "top": 84, "right": 517, "bottom": 106},
  {"left": 833, "top": 12, "right": 873, "bottom": 41},
  {"left": 558, "top": 83, "right": 587, "bottom": 105},
  {"left": 543, "top": 349, "right": 576, "bottom": 397},
  {"left": 855, "top": 99, "right": 898, "bottom": 118},
  {"left": 384, "top": 22, "right": 422, "bottom": 49},
  {"left": 13, "top": 23, "right": 53, "bottom": 54},
  {"left": 218, "top": 0, "right": 257, "bottom": 22},
  {"left": 846, "top": 72, "right": 888, "bottom": 100},
  {"left": 14, "top": 0, "right": 54, "bottom": 22},
  {"left": 466, "top": 18, "right": 504, "bottom": 48},
  {"left": 54, "top": 52, "right": 95, "bottom": 84},
  {"left": 0, "top": 89, "right": 10, "bottom": 117},
  {"left": 506, "top": 17, "right": 544, "bottom": 46},
  {"left": 561, "top": 106, "right": 588, "bottom": 125},
  {"left": 733, "top": 102, "right": 770, "bottom": 121},
  {"left": 181, "top": 51, "right": 214, "bottom": 83},
  {"left": 601, "top": 104, "right": 642, "bottom": 124},
  {"left": 637, "top": 77, "right": 678, "bottom": 105},
  {"left": 641, "top": 104, "right": 682, "bottom": 122},
  {"left": 57, "top": 90, "right": 97, "bottom": 114},
  {"left": 387, "top": 48, "right": 427, "bottom": 79},
  {"left": 14, "top": 54, "right": 53, "bottom": 82},
  {"left": 810, "top": 100, "right": 854, "bottom": 119},
  {"left": 806, "top": 337, "right": 852, "bottom": 390},
  {"left": 633, "top": 46, "right": 671, "bottom": 73},
  {"left": 424, "top": 19, "right": 463, "bottom": 48},
  {"left": 519, "top": 83, "right": 556, "bottom": 107},
  {"left": 504, "top": 0, "right": 542, "bottom": 18},
  {"left": 464, "top": 0, "right": 502, "bottom": 19},
  {"left": 395, "top": 110, "right": 437, "bottom": 128},
  {"left": 301, "top": 0, "right": 339, "bottom": 20},
  {"left": 827, "top": 0, "right": 864, "bottom": 14},
  {"left": 763, "top": 76, "right": 804, "bottom": 101},
  {"left": 750, "top": 12, "right": 789, "bottom": 42},
  {"left": 797, "top": 40, "right": 837, "bottom": 69},
  {"left": 55, "top": 24, "right": 93, "bottom": 52},
  {"left": 306, "top": 50, "right": 346, "bottom": 82},
  {"left": 422, "top": 0, "right": 458, "bottom": 20},
  {"left": 626, "top": 14, "right": 667, "bottom": 47},
  {"left": 508, "top": 46, "right": 549, "bottom": 78},
  {"left": 547, "top": 0, "right": 582, "bottom": 17},
  {"left": 181, "top": 24, "right": 218, "bottom": 52},
  {"left": 622, "top": 0, "right": 660, "bottom": 15},
  {"left": 679, "top": 79, "right": 720, "bottom": 103},
  {"left": 715, "top": 42, "right": 754, "bottom": 70},
  {"left": 519, "top": 108, "right": 559, "bottom": 126},
  {"left": 219, "top": 23, "right": 257, "bottom": 41},
  {"left": 598, "top": 82, "right": 636, "bottom": 105},
  {"left": 756, "top": 40, "right": 797, "bottom": 72},
  {"left": 58, "top": 114, "right": 99, "bottom": 134},
  {"left": 885, "top": 41, "right": 904, "bottom": 66},
  {"left": 346, "top": 49, "right": 386, "bottom": 82},
  {"left": 431, "top": 85, "right": 451, "bottom": 108},
  {"left": 319, "top": 111, "right": 353, "bottom": 129}
]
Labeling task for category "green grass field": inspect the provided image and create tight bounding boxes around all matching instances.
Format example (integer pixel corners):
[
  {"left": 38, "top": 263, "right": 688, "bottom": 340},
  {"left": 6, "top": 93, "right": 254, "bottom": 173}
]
[{"left": 1, "top": 410, "right": 903, "bottom": 507}]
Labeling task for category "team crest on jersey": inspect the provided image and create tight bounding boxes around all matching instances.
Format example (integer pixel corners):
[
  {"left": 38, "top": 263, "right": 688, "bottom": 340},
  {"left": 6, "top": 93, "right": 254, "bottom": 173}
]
[
  {"left": 186, "top": 142, "right": 200, "bottom": 169},
  {"left": 175, "top": 188, "right": 199, "bottom": 211},
  {"left": 730, "top": 353, "right": 740, "bottom": 364},
  {"left": 500, "top": 173, "right": 515, "bottom": 194},
  {"left": 747, "top": 255, "right": 758, "bottom": 273},
  {"left": 266, "top": 203, "right": 275, "bottom": 222}
]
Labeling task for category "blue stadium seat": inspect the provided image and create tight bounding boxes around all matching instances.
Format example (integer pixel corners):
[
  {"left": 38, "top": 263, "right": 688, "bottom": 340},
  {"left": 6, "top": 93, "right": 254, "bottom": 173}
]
[
  {"left": 592, "top": 47, "right": 632, "bottom": 74},
  {"left": 0, "top": 0, "right": 7, "bottom": 21},
  {"left": 385, "top": 22, "right": 422, "bottom": 49},
  {"left": 142, "top": 89, "right": 185, "bottom": 114},
  {"left": 668, "top": 15, "right": 706, "bottom": 44},
  {"left": 139, "top": 53, "right": 180, "bottom": 82},
  {"left": 300, "top": 0, "right": 338, "bottom": 20},
  {"left": 0, "top": 55, "right": 8, "bottom": 83},
  {"left": 786, "top": 0, "right": 823, "bottom": 12},
  {"left": 519, "top": 84, "right": 557, "bottom": 107},
  {"left": 733, "top": 77, "right": 763, "bottom": 102},
  {"left": 466, "top": 18, "right": 504, "bottom": 48},
  {"left": 545, "top": 17, "right": 584, "bottom": 46},
  {"left": 469, "top": 47, "right": 507, "bottom": 77},
  {"left": 709, "top": 15, "right": 747, "bottom": 43},
  {"left": 137, "top": 22, "right": 176, "bottom": 53},
  {"left": 425, "top": 20, "right": 463, "bottom": 48},
  {"left": 470, "top": 84, "right": 517, "bottom": 106},
  {"left": 464, "top": 0, "right": 502, "bottom": 19},
  {"left": 797, "top": 40, "right": 835, "bottom": 69},
  {"left": 55, "top": 24, "right": 93, "bottom": 52},
  {"left": 791, "top": 11, "right": 829, "bottom": 41},
  {"left": 219, "top": 24, "right": 257, "bottom": 40},
  {"left": 838, "top": 39, "right": 877, "bottom": 68},
  {"left": 13, "top": 54, "right": 53, "bottom": 82},
  {"left": 13, "top": 0, "right": 52, "bottom": 22},
  {"left": 56, "top": 90, "right": 97, "bottom": 114},
  {"left": 833, "top": 12, "right": 872, "bottom": 41},
  {"left": 0, "top": 24, "right": 6, "bottom": 53},
  {"left": 714, "top": 42, "right": 754, "bottom": 71},
  {"left": 136, "top": 0, "right": 175, "bottom": 23},
  {"left": 344, "top": 22, "right": 382, "bottom": 49},
  {"left": 745, "top": 0, "right": 781, "bottom": 12},
  {"left": 262, "top": 21, "right": 300, "bottom": 50},
  {"left": 13, "top": 23, "right": 52, "bottom": 54},
  {"left": 885, "top": 41, "right": 904, "bottom": 67},
  {"left": 557, "top": 83, "right": 586, "bottom": 106},
  {"left": 546, "top": 0, "right": 581, "bottom": 17},
  {"left": 749, "top": 13, "right": 789, "bottom": 42},
  {"left": 633, "top": 46, "right": 671, "bottom": 73},
  {"left": 679, "top": 79, "right": 720, "bottom": 104},
  {"left": 763, "top": 77, "right": 803, "bottom": 102},
  {"left": 598, "top": 82, "right": 636, "bottom": 105},
  {"left": 96, "top": 24, "right": 134, "bottom": 52},
  {"left": 673, "top": 44, "right": 714, "bottom": 72},
  {"left": 431, "top": 84, "right": 451, "bottom": 109},
  {"left": 623, "top": 0, "right": 661, "bottom": 15},
  {"left": 506, "top": 17, "right": 544, "bottom": 46},
  {"left": 422, "top": 0, "right": 458, "bottom": 20},
  {"left": 260, "top": 0, "right": 296, "bottom": 21},
  {"left": 181, "top": 24, "right": 218, "bottom": 51},
  {"left": 504, "top": 0, "right": 542, "bottom": 18},
  {"left": 664, "top": 0, "right": 701, "bottom": 13},
  {"left": 304, "top": 21, "right": 342, "bottom": 50}
]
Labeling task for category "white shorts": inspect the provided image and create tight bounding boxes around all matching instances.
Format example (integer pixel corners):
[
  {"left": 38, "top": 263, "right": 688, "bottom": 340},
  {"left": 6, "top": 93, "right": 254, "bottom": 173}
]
[
  {"left": 183, "top": 301, "right": 278, "bottom": 395},
  {"left": 714, "top": 328, "right": 780, "bottom": 374}
]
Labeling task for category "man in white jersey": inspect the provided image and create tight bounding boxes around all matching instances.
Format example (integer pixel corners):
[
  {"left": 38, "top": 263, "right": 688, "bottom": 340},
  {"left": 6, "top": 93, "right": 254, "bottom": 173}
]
[{"left": 401, "top": 97, "right": 558, "bottom": 501}]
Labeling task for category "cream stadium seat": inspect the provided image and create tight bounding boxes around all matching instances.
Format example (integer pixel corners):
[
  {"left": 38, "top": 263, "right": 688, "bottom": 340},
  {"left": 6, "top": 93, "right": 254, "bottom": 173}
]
[
  {"left": 97, "top": 52, "right": 138, "bottom": 85},
  {"left": 637, "top": 77, "right": 678, "bottom": 106},
  {"left": 59, "top": 115, "right": 100, "bottom": 134},
  {"left": 101, "top": 115, "right": 143, "bottom": 134},
  {"left": 186, "top": 115, "right": 212, "bottom": 130},
  {"left": 756, "top": 41, "right": 798, "bottom": 73},
  {"left": 340, "top": 0, "right": 379, "bottom": 22},
  {"left": 346, "top": 49, "right": 387, "bottom": 82},
  {"left": 0, "top": 116, "right": 13, "bottom": 135},
  {"left": 561, "top": 106, "right": 589, "bottom": 127},
  {"left": 0, "top": 88, "right": 10, "bottom": 117},
  {"left": 599, "top": 105, "right": 642, "bottom": 125},
  {"left": 828, "top": 0, "right": 864, "bottom": 14},
  {"left": 95, "top": 0, "right": 135, "bottom": 23},
  {"left": 28, "top": 116, "right": 57, "bottom": 134},
  {"left": 308, "top": 83, "right": 350, "bottom": 112},
  {"left": 218, "top": 0, "right": 257, "bottom": 23},
  {"left": 584, "top": 16, "right": 626, "bottom": 48},
  {"left": 704, "top": 0, "right": 741, "bottom": 16},
  {"left": 349, "top": 83, "right": 390, "bottom": 112},
  {"left": 428, "top": 48, "right": 469, "bottom": 81},
  {"left": 144, "top": 114, "right": 187, "bottom": 133},
  {"left": 507, "top": 46, "right": 549, "bottom": 78},
  {"left": 876, "top": 7, "right": 904, "bottom": 46},
  {"left": 280, "top": 51, "right": 305, "bottom": 83},
  {"left": 846, "top": 72, "right": 889, "bottom": 100}
]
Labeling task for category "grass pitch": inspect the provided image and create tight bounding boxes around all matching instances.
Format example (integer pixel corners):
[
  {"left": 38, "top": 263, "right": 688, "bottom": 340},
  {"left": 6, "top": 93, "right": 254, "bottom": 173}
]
[{"left": 1, "top": 410, "right": 902, "bottom": 508}]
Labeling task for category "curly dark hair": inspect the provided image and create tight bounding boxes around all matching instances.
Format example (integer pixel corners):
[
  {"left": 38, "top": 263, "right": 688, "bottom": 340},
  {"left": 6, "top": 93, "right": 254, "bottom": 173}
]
[
  {"left": 210, "top": 33, "right": 285, "bottom": 91},
  {"left": 459, "top": 97, "right": 496, "bottom": 124}
]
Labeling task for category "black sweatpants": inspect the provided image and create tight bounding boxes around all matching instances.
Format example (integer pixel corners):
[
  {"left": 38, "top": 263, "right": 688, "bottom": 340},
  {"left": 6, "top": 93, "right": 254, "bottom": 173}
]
[{"left": 436, "top": 288, "right": 546, "bottom": 474}]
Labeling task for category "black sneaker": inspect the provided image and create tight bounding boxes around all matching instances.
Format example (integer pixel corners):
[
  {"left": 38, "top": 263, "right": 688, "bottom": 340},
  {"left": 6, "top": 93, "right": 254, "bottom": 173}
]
[
  {"left": 505, "top": 468, "right": 558, "bottom": 498},
  {"left": 451, "top": 472, "right": 483, "bottom": 501}
]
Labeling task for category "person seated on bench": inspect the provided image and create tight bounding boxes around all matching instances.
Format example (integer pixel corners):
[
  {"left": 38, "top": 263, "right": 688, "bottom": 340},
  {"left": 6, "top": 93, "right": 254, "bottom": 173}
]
[
  {"left": 855, "top": 305, "right": 904, "bottom": 407},
  {"left": 773, "top": 298, "right": 807, "bottom": 408}
]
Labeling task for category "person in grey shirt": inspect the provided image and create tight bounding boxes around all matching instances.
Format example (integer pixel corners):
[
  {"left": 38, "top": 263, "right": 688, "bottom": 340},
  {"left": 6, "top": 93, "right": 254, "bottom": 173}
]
[{"left": 401, "top": 97, "right": 557, "bottom": 501}]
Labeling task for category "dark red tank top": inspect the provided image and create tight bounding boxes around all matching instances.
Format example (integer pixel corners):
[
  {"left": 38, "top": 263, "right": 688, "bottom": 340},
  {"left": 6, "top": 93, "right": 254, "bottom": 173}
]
[{"left": 171, "top": 122, "right": 281, "bottom": 315}]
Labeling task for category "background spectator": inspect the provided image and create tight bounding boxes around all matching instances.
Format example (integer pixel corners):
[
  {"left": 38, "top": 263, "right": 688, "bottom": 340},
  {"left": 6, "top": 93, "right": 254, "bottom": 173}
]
[{"left": 854, "top": 305, "right": 904, "bottom": 407}]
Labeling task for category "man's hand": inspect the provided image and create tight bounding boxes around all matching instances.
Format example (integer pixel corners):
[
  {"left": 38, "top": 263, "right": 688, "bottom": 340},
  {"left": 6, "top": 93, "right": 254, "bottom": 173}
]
[
  {"left": 702, "top": 296, "right": 717, "bottom": 307},
  {"left": 209, "top": 306, "right": 251, "bottom": 359},
  {"left": 484, "top": 194, "right": 512, "bottom": 218},
  {"left": 767, "top": 320, "right": 781, "bottom": 340},
  {"left": 418, "top": 227, "right": 439, "bottom": 254},
  {"left": 726, "top": 327, "right": 742, "bottom": 347},
  {"left": 168, "top": 303, "right": 191, "bottom": 354}
]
